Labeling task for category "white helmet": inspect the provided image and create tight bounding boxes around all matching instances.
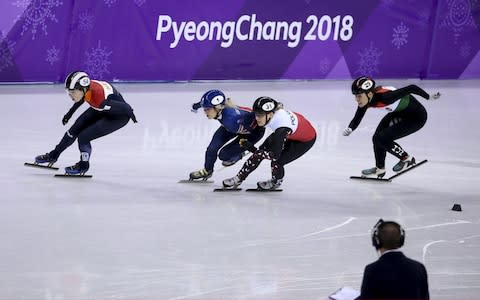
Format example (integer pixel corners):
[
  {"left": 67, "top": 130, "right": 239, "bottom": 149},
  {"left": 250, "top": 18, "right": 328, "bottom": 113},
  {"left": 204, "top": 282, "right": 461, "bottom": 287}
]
[{"left": 65, "top": 71, "right": 90, "bottom": 90}]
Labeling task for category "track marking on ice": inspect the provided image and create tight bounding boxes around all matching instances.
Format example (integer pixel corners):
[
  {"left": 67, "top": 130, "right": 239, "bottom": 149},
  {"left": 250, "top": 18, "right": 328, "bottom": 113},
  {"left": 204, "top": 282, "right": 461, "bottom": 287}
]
[
  {"left": 422, "top": 240, "right": 446, "bottom": 263},
  {"left": 298, "top": 217, "right": 356, "bottom": 238},
  {"left": 408, "top": 219, "right": 471, "bottom": 231},
  {"left": 422, "top": 233, "right": 480, "bottom": 263},
  {"left": 236, "top": 217, "right": 357, "bottom": 248}
]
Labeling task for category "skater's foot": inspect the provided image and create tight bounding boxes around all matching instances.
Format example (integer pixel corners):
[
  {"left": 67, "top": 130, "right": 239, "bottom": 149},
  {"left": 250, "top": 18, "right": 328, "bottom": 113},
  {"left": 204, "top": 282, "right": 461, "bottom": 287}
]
[
  {"left": 35, "top": 152, "right": 58, "bottom": 166},
  {"left": 65, "top": 161, "right": 89, "bottom": 175},
  {"left": 257, "top": 178, "right": 283, "bottom": 190},
  {"left": 222, "top": 175, "right": 242, "bottom": 188},
  {"left": 393, "top": 156, "right": 416, "bottom": 172},
  {"left": 189, "top": 168, "right": 213, "bottom": 181},
  {"left": 361, "top": 167, "right": 386, "bottom": 178}
]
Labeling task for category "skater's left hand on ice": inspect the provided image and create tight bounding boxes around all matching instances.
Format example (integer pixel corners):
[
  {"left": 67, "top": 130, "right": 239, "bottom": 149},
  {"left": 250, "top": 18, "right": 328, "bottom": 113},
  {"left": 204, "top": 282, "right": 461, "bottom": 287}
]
[
  {"left": 343, "top": 127, "right": 353, "bottom": 136},
  {"left": 239, "top": 138, "right": 257, "bottom": 153},
  {"left": 430, "top": 92, "right": 441, "bottom": 100}
]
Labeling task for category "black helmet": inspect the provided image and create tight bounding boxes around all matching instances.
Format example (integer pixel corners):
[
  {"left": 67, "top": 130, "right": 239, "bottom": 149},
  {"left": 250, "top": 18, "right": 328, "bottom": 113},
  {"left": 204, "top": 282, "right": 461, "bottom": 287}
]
[
  {"left": 65, "top": 71, "right": 91, "bottom": 90},
  {"left": 253, "top": 96, "right": 278, "bottom": 114},
  {"left": 351, "top": 76, "right": 375, "bottom": 95}
]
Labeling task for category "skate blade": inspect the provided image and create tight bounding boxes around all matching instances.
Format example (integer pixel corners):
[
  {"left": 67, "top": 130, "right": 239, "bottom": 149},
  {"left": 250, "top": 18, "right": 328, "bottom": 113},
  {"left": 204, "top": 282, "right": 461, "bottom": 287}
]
[
  {"left": 246, "top": 188, "right": 283, "bottom": 192},
  {"left": 350, "top": 176, "right": 391, "bottom": 182},
  {"left": 55, "top": 174, "right": 92, "bottom": 178},
  {"left": 214, "top": 188, "right": 242, "bottom": 192},
  {"left": 178, "top": 179, "right": 214, "bottom": 184},
  {"left": 388, "top": 159, "right": 427, "bottom": 180},
  {"left": 24, "top": 162, "right": 59, "bottom": 170}
]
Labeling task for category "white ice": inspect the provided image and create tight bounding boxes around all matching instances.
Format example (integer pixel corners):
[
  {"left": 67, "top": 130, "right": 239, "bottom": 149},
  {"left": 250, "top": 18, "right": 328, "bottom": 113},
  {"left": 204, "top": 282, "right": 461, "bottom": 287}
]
[{"left": 1, "top": 80, "right": 479, "bottom": 300}]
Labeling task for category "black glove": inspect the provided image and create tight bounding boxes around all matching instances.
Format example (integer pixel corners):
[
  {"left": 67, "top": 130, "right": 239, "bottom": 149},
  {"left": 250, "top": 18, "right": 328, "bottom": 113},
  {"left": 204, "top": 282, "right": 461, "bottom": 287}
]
[
  {"left": 239, "top": 138, "right": 257, "bottom": 153},
  {"left": 191, "top": 102, "right": 201, "bottom": 112},
  {"left": 62, "top": 113, "right": 72, "bottom": 125}
]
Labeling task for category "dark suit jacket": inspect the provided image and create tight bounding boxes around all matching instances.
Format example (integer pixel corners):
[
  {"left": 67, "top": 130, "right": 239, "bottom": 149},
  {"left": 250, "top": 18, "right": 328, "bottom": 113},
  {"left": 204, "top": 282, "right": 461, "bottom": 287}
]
[{"left": 357, "top": 251, "right": 429, "bottom": 300}]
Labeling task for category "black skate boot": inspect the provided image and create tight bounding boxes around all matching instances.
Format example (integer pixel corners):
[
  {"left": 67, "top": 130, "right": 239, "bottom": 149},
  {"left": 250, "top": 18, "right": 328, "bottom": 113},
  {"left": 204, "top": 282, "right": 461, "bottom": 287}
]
[
  {"left": 222, "top": 175, "right": 243, "bottom": 188},
  {"left": 257, "top": 178, "right": 283, "bottom": 190},
  {"left": 361, "top": 167, "right": 386, "bottom": 178},
  {"left": 35, "top": 152, "right": 58, "bottom": 167},
  {"left": 189, "top": 168, "right": 213, "bottom": 181},
  {"left": 393, "top": 156, "right": 416, "bottom": 172},
  {"left": 65, "top": 161, "right": 89, "bottom": 175}
]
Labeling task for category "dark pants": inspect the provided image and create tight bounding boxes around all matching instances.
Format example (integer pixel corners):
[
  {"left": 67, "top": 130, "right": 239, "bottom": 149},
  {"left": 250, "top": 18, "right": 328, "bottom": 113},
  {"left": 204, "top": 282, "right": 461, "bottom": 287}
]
[
  {"left": 262, "top": 135, "right": 316, "bottom": 180},
  {"left": 204, "top": 126, "right": 264, "bottom": 171},
  {"left": 51, "top": 108, "right": 130, "bottom": 161},
  {"left": 373, "top": 101, "right": 427, "bottom": 168},
  {"left": 238, "top": 135, "right": 316, "bottom": 181}
]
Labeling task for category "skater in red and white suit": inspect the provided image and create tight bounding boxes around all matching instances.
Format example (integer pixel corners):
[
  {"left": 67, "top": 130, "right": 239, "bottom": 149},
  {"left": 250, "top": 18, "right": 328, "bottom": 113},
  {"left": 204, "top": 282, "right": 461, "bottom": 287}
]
[{"left": 223, "top": 96, "right": 316, "bottom": 190}]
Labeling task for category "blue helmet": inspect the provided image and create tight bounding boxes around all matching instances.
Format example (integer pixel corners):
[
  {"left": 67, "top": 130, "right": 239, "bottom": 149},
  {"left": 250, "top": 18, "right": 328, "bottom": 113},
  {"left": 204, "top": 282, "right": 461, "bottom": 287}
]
[{"left": 200, "top": 90, "right": 226, "bottom": 108}]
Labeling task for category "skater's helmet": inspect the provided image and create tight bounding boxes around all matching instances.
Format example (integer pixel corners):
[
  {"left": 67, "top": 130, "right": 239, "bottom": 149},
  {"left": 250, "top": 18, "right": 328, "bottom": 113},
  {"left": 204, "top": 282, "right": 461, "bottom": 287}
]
[
  {"left": 65, "top": 71, "right": 91, "bottom": 91},
  {"left": 351, "top": 76, "right": 375, "bottom": 95},
  {"left": 253, "top": 96, "right": 278, "bottom": 115},
  {"left": 200, "top": 90, "right": 226, "bottom": 109}
]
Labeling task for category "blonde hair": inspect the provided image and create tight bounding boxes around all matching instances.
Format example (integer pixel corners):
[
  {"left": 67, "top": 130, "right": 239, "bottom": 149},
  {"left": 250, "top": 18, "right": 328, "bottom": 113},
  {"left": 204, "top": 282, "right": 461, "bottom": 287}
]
[{"left": 224, "top": 97, "right": 236, "bottom": 108}]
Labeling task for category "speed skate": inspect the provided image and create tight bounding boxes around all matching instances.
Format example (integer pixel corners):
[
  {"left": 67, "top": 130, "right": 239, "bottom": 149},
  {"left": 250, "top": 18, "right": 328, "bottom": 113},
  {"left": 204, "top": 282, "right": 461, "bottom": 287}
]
[
  {"left": 178, "top": 179, "right": 214, "bottom": 184},
  {"left": 55, "top": 173, "right": 93, "bottom": 178},
  {"left": 213, "top": 187, "right": 282, "bottom": 192},
  {"left": 24, "top": 162, "right": 59, "bottom": 170},
  {"left": 350, "top": 159, "right": 428, "bottom": 182}
]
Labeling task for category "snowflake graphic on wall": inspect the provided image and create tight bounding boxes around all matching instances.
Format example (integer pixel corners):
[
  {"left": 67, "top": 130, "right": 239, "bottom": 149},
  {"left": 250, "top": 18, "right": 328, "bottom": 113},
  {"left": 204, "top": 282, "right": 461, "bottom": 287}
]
[
  {"left": 392, "top": 22, "right": 409, "bottom": 49},
  {"left": 318, "top": 57, "right": 330, "bottom": 75},
  {"left": 104, "top": 0, "right": 116, "bottom": 7},
  {"left": 134, "top": 0, "right": 146, "bottom": 6},
  {"left": 45, "top": 45, "right": 60, "bottom": 65},
  {"left": 356, "top": 42, "right": 383, "bottom": 76},
  {"left": 440, "top": 0, "right": 478, "bottom": 44},
  {"left": 85, "top": 40, "right": 112, "bottom": 78},
  {"left": 12, "top": 0, "right": 63, "bottom": 40},
  {"left": 0, "top": 36, "right": 16, "bottom": 72},
  {"left": 460, "top": 42, "right": 472, "bottom": 58},
  {"left": 77, "top": 10, "right": 94, "bottom": 34}
]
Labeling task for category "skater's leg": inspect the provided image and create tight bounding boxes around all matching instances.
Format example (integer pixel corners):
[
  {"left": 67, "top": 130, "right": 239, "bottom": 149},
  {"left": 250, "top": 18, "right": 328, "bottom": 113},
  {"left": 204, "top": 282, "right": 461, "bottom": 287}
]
[
  {"left": 52, "top": 109, "right": 100, "bottom": 157},
  {"left": 68, "top": 115, "right": 129, "bottom": 173},
  {"left": 372, "top": 114, "right": 393, "bottom": 169},
  {"left": 36, "top": 109, "right": 100, "bottom": 164},
  {"left": 373, "top": 114, "right": 427, "bottom": 160},
  {"left": 77, "top": 115, "right": 130, "bottom": 156},
  {"left": 218, "top": 136, "right": 244, "bottom": 163},
  {"left": 204, "top": 127, "right": 236, "bottom": 171}
]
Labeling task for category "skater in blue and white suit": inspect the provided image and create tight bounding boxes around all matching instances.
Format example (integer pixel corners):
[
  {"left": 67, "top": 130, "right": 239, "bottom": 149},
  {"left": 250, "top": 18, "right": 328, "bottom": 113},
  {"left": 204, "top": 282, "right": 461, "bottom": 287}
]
[{"left": 189, "top": 90, "right": 265, "bottom": 181}]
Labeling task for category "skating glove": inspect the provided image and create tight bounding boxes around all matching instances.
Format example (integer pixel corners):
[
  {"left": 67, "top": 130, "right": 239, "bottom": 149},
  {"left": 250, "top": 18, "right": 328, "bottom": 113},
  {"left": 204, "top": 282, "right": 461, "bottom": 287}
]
[
  {"left": 343, "top": 127, "right": 353, "bottom": 136},
  {"left": 239, "top": 138, "right": 257, "bottom": 153},
  {"left": 430, "top": 92, "right": 441, "bottom": 100},
  {"left": 62, "top": 113, "right": 72, "bottom": 125},
  {"left": 191, "top": 102, "right": 201, "bottom": 113}
]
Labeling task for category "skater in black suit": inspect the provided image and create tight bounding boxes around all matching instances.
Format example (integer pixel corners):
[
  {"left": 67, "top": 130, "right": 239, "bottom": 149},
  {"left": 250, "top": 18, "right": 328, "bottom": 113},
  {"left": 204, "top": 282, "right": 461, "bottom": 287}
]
[
  {"left": 357, "top": 219, "right": 429, "bottom": 300},
  {"left": 343, "top": 77, "right": 440, "bottom": 178}
]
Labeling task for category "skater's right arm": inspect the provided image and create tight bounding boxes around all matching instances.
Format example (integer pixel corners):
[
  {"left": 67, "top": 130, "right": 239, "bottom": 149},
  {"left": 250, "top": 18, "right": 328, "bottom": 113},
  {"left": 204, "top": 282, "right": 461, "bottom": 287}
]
[
  {"left": 346, "top": 106, "right": 368, "bottom": 133},
  {"left": 62, "top": 100, "right": 84, "bottom": 125}
]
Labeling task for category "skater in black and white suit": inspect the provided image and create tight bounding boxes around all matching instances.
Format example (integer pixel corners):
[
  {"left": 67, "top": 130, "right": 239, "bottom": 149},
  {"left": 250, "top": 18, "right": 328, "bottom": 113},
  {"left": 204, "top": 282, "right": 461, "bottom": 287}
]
[{"left": 343, "top": 77, "right": 440, "bottom": 178}]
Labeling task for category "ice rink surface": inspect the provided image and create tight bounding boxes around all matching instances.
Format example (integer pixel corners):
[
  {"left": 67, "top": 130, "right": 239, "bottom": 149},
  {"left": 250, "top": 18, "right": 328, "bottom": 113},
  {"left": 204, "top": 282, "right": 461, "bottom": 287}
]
[{"left": 1, "top": 80, "right": 479, "bottom": 300}]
